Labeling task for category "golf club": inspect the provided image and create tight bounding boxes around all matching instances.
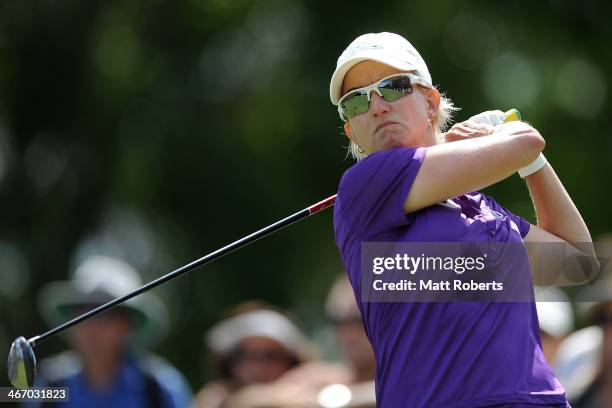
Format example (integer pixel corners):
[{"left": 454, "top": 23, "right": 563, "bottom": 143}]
[{"left": 7, "top": 194, "right": 337, "bottom": 389}]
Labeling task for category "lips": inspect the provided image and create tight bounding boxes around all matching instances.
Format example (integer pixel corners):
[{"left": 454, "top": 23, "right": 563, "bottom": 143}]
[{"left": 375, "top": 121, "right": 399, "bottom": 133}]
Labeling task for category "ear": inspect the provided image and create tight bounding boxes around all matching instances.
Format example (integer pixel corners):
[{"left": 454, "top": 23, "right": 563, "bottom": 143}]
[
  {"left": 425, "top": 88, "right": 441, "bottom": 119},
  {"left": 343, "top": 121, "right": 357, "bottom": 144}
]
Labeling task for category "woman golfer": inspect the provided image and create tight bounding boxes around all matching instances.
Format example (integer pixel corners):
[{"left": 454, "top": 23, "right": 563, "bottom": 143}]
[{"left": 330, "top": 32, "right": 597, "bottom": 407}]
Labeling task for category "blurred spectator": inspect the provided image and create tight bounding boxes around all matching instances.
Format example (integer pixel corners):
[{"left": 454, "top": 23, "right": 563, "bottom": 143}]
[
  {"left": 194, "top": 274, "right": 379, "bottom": 408},
  {"left": 316, "top": 275, "right": 375, "bottom": 407},
  {"left": 554, "top": 326, "right": 602, "bottom": 405},
  {"left": 535, "top": 287, "right": 574, "bottom": 365},
  {"left": 193, "top": 302, "right": 317, "bottom": 407},
  {"left": 25, "top": 255, "right": 192, "bottom": 408},
  {"left": 557, "top": 235, "right": 612, "bottom": 407}
]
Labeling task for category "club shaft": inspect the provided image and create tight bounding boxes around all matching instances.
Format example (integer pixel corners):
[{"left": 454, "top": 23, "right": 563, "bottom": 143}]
[{"left": 30, "top": 194, "right": 337, "bottom": 347}]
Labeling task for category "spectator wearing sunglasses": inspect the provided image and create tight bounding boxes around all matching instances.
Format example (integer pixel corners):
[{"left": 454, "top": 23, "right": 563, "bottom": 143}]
[
  {"left": 193, "top": 302, "right": 318, "bottom": 408},
  {"left": 330, "top": 32, "right": 598, "bottom": 407},
  {"left": 318, "top": 275, "right": 376, "bottom": 407},
  {"left": 325, "top": 275, "right": 375, "bottom": 386}
]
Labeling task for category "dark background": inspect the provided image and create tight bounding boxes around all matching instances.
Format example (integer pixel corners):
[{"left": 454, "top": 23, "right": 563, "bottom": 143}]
[{"left": 1, "top": 0, "right": 610, "bottom": 390}]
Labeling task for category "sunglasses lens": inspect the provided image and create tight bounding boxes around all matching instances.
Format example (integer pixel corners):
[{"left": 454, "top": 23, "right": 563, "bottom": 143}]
[
  {"left": 341, "top": 92, "right": 369, "bottom": 120},
  {"left": 380, "top": 76, "right": 413, "bottom": 102}
]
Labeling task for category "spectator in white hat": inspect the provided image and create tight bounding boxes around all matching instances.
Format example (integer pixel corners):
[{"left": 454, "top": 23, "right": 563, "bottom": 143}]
[
  {"left": 26, "top": 255, "right": 192, "bottom": 408},
  {"left": 194, "top": 302, "right": 317, "bottom": 408},
  {"left": 535, "top": 287, "right": 574, "bottom": 364},
  {"left": 558, "top": 234, "right": 612, "bottom": 407}
]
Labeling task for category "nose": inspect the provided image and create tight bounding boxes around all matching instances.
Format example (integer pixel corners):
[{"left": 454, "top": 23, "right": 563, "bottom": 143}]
[{"left": 368, "top": 91, "right": 390, "bottom": 117}]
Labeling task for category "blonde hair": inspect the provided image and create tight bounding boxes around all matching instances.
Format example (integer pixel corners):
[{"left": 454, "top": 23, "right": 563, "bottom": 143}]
[{"left": 346, "top": 89, "right": 460, "bottom": 161}]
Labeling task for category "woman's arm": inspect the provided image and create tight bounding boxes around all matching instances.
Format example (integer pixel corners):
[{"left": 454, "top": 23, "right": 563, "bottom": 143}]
[
  {"left": 405, "top": 117, "right": 598, "bottom": 285},
  {"left": 523, "top": 164, "right": 599, "bottom": 286},
  {"left": 404, "top": 121, "right": 545, "bottom": 213}
]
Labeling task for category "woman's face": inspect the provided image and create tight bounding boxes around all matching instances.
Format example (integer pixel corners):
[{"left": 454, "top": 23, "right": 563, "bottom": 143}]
[{"left": 341, "top": 60, "right": 440, "bottom": 154}]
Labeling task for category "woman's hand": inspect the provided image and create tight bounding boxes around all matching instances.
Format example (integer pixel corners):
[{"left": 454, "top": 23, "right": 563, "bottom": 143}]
[
  {"left": 443, "top": 120, "right": 495, "bottom": 143},
  {"left": 443, "top": 110, "right": 520, "bottom": 143}
]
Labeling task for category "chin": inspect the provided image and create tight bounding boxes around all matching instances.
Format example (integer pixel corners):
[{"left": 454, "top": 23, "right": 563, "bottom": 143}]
[{"left": 379, "top": 132, "right": 418, "bottom": 150}]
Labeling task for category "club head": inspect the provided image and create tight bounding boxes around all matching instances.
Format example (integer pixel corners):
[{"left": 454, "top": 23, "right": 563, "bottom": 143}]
[{"left": 7, "top": 337, "right": 37, "bottom": 389}]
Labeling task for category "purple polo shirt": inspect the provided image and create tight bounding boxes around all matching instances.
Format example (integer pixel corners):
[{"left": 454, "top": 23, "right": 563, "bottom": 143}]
[{"left": 334, "top": 147, "right": 568, "bottom": 407}]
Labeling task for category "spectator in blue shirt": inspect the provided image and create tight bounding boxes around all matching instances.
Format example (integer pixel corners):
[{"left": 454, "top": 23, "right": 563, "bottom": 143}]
[{"left": 25, "top": 255, "right": 192, "bottom": 408}]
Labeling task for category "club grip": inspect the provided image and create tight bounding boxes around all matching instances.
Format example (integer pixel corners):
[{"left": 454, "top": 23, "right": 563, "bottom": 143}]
[{"left": 503, "top": 109, "right": 521, "bottom": 123}]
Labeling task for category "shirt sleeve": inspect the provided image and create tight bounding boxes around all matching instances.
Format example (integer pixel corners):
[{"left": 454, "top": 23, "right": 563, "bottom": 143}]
[
  {"left": 337, "top": 147, "right": 427, "bottom": 238},
  {"left": 483, "top": 194, "right": 532, "bottom": 238}
]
